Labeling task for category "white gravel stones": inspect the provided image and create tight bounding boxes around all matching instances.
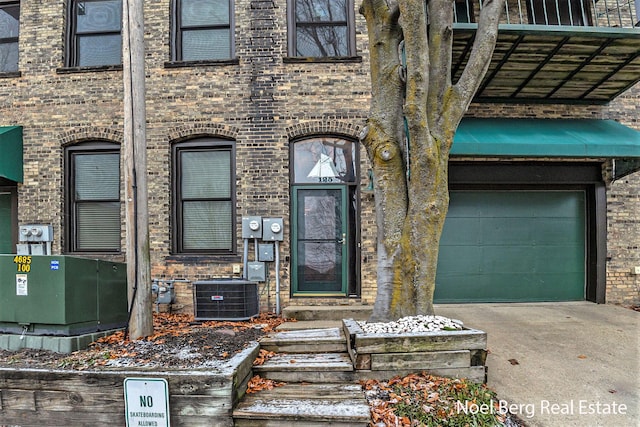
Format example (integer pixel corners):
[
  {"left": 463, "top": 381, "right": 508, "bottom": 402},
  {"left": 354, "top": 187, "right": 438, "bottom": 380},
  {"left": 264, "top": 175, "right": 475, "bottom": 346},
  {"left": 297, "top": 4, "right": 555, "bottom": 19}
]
[{"left": 358, "top": 315, "right": 464, "bottom": 334}]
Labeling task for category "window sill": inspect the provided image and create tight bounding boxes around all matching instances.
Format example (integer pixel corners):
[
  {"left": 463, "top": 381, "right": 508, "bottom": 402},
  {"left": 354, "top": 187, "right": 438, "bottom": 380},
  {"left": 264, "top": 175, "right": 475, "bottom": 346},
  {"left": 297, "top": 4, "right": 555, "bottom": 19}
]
[
  {"left": 63, "top": 251, "right": 124, "bottom": 260},
  {"left": 164, "top": 59, "right": 240, "bottom": 68},
  {"left": 166, "top": 254, "right": 242, "bottom": 264},
  {"left": 283, "top": 56, "right": 363, "bottom": 64},
  {"left": 0, "top": 71, "right": 21, "bottom": 79},
  {"left": 56, "top": 64, "right": 123, "bottom": 74}
]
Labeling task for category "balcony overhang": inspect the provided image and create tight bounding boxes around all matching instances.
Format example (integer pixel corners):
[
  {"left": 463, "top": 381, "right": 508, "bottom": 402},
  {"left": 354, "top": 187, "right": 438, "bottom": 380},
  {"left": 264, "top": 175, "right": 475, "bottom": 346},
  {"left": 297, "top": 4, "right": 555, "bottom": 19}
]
[
  {"left": 452, "top": 118, "right": 640, "bottom": 177},
  {"left": 0, "top": 126, "right": 23, "bottom": 183},
  {"left": 453, "top": 25, "right": 640, "bottom": 104}
]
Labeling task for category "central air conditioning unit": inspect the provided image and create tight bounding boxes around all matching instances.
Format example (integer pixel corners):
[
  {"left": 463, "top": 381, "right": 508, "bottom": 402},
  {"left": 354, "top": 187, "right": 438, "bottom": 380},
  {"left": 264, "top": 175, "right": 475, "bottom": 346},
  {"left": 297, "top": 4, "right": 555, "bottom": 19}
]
[{"left": 193, "top": 279, "right": 259, "bottom": 321}]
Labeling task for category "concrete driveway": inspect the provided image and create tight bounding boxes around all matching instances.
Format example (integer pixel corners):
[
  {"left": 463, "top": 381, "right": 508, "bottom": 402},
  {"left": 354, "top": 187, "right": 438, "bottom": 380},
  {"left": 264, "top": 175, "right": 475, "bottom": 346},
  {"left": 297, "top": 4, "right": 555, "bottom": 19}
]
[{"left": 435, "top": 302, "right": 639, "bottom": 427}]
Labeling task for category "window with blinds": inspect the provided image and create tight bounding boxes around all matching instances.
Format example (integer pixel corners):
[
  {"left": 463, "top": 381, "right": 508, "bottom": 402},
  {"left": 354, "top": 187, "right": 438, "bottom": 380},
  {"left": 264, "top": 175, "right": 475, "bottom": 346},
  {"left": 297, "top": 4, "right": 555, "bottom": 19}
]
[
  {"left": 68, "top": 0, "right": 123, "bottom": 67},
  {"left": 66, "top": 144, "right": 121, "bottom": 252},
  {"left": 172, "top": 0, "right": 235, "bottom": 62},
  {"left": 173, "top": 140, "right": 236, "bottom": 254}
]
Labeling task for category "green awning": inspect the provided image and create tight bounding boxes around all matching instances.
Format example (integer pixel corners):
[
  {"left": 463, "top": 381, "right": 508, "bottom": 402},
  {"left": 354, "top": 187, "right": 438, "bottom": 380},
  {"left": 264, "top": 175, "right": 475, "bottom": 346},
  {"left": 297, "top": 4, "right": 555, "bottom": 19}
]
[
  {"left": 0, "top": 126, "right": 23, "bottom": 183},
  {"left": 453, "top": 119, "right": 640, "bottom": 158}
]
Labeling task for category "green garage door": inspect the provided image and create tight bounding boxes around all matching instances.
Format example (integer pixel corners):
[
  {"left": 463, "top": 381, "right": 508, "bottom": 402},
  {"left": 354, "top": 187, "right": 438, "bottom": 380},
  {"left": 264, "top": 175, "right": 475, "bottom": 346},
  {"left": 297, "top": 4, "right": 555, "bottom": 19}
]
[{"left": 434, "top": 191, "right": 585, "bottom": 302}]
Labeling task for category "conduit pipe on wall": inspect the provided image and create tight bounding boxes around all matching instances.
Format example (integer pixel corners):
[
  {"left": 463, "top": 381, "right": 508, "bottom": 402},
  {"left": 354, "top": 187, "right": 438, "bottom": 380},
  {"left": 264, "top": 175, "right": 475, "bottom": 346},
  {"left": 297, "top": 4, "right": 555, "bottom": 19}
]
[{"left": 275, "top": 240, "right": 281, "bottom": 315}]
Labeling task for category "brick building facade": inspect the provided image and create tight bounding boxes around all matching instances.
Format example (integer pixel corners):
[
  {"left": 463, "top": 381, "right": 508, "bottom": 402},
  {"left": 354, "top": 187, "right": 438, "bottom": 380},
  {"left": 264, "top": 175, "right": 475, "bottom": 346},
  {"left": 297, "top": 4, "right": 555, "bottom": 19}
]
[{"left": 0, "top": 0, "right": 638, "bottom": 318}]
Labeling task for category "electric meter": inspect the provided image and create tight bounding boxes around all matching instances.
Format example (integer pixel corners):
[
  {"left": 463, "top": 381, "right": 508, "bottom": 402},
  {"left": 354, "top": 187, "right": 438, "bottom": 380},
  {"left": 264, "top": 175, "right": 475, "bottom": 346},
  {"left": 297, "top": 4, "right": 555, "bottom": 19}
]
[
  {"left": 242, "top": 216, "right": 262, "bottom": 239},
  {"left": 262, "top": 218, "right": 284, "bottom": 241}
]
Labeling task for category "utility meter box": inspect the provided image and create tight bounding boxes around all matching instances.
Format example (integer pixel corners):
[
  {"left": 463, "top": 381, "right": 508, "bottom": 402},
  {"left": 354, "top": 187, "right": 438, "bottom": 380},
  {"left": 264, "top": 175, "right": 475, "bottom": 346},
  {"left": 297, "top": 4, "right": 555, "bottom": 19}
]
[
  {"left": 0, "top": 255, "right": 128, "bottom": 336},
  {"left": 242, "top": 216, "right": 262, "bottom": 239},
  {"left": 258, "top": 243, "right": 275, "bottom": 262},
  {"left": 247, "top": 262, "right": 266, "bottom": 282},
  {"left": 19, "top": 224, "right": 53, "bottom": 242},
  {"left": 262, "top": 218, "right": 284, "bottom": 241}
]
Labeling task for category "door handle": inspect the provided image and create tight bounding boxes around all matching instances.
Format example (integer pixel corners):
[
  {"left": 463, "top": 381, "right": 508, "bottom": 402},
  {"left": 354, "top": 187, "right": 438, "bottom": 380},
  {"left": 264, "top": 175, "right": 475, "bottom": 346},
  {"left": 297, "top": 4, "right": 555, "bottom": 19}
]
[{"left": 337, "top": 233, "right": 346, "bottom": 245}]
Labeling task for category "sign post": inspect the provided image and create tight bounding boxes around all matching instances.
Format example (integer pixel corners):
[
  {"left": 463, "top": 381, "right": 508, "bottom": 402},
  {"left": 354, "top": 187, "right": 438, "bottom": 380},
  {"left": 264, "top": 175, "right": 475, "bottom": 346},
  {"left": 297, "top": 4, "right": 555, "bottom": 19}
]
[{"left": 124, "top": 378, "right": 170, "bottom": 427}]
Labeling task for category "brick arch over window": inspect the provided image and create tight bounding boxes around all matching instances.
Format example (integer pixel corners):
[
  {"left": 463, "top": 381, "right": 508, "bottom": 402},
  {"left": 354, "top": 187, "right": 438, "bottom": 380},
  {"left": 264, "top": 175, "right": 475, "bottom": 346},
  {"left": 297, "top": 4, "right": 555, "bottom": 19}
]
[
  {"left": 286, "top": 120, "right": 362, "bottom": 140},
  {"left": 171, "top": 137, "right": 237, "bottom": 254},
  {"left": 59, "top": 127, "right": 124, "bottom": 146},
  {"left": 167, "top": 123, "right": 240, "bottom": 142}
]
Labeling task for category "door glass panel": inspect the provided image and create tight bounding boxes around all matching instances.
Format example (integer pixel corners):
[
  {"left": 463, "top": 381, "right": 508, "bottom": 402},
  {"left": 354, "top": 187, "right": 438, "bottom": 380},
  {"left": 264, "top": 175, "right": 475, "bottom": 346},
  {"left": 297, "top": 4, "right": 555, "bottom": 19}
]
[{"left": 295, "top": 188, "right": 345, "bottom": 293}]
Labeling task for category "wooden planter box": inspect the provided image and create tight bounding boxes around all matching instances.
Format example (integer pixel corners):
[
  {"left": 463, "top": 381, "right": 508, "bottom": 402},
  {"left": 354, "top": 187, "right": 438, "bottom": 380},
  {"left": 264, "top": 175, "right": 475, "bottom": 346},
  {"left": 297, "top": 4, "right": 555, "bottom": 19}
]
[
  {"left": 0, "top": 343, "right": 259, "bottom": 427},
  {"left": 343, "top": 319, "right": 488, "bottom": 383}
]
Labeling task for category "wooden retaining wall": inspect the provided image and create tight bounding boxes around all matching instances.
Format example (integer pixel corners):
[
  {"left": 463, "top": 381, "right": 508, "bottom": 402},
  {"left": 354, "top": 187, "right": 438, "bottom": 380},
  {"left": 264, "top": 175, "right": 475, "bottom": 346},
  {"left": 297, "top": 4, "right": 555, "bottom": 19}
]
[
  {"left": 0, "top": 343, "right": 259, "bottom": 427},
  {"left": 343, "top": 319, "right": 488, "bottom": 383}
]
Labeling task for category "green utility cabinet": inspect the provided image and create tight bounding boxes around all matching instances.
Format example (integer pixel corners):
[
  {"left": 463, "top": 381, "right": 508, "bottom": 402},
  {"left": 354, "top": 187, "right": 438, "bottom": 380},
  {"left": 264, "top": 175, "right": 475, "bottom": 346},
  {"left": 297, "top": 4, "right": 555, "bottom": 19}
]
[{"left": 0, "top": 255, "right": 128, "bottom": 336}]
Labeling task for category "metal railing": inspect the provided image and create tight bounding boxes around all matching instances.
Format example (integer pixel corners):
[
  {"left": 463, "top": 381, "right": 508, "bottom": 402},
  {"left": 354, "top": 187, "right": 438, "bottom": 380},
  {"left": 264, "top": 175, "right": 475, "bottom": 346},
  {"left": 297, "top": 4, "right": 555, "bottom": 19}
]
[{"left": 452, "top": 0, "right": 639, "bottom": 28}]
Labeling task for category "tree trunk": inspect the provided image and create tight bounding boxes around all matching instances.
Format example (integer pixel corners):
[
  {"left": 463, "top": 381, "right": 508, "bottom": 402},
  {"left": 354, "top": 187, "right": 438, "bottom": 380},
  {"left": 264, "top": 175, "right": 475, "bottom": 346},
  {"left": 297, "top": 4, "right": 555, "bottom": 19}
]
[{"left": 361, "top": 0, "right": 505, "bottom": 322}]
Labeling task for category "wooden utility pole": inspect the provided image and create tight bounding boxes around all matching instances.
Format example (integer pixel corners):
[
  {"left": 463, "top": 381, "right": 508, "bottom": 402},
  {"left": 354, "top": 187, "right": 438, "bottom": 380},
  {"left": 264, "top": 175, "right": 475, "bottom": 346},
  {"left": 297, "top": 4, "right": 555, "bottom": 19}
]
[{"left": 123, "top": 0, "right": 153, "bottom": 339}]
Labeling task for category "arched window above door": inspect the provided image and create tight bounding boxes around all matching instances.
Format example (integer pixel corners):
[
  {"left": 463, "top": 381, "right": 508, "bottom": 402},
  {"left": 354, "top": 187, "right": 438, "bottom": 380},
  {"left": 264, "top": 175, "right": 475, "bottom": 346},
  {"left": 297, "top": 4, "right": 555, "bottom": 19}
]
[{"left": 292, "top": 137, "right": 357, "bottom": 184}]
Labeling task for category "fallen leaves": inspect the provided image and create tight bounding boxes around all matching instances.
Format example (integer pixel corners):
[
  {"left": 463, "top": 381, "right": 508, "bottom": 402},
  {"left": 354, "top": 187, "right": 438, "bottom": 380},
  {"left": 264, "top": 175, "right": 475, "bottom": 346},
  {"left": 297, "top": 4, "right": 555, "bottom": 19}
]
[
  {"left": 246, "top": 375, "right": 285, "bottom": 394},
  {"left": 362, "top": 372, "right": 509, "bottom": 427},
  {"left": 253, "top": 349, "right": 277, "bottom": 366},
  {"left": 1, "top": 311, "right": 284, "bottom": 371},
  {"left": 250, "top": 312, "right": 291, "bottom": 333}
]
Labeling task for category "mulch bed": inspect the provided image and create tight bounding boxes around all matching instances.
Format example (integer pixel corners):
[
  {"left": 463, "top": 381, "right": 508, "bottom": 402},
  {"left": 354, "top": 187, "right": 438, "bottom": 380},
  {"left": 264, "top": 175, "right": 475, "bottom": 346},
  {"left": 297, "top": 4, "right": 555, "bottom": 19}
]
[{"left": 0, "top": 312, "right": 284, "bottom": 370}]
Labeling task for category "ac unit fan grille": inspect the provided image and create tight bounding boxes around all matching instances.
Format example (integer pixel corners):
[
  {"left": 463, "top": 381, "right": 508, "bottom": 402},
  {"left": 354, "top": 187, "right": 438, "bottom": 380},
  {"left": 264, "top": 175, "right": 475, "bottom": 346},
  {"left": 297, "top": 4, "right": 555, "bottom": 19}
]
[{"left": 194, "top": 280, "right": 259, "bottom": 321}]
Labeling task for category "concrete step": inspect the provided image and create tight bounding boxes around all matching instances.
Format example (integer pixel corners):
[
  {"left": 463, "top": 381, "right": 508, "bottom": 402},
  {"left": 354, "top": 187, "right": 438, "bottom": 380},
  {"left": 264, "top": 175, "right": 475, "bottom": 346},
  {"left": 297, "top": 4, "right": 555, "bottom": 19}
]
[
  {"left": 283, "top": 305, "right": 372, "bottom": 322},
  {"left": 253, "top": 352, "right": 355, "bottom": 383},
  {"left": 233, "top": 383, "right": 370, "bottom": 426},
  {"left": 259, "top": 327, "right": 348, "bottom": 353}
]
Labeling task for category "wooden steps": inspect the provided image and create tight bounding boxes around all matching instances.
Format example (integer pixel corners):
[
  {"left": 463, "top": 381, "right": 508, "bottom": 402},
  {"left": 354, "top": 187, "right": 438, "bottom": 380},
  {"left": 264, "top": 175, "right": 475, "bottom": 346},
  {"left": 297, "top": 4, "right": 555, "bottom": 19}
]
[
  {"left": 233, "top": 383, "right": 370, "bottom": 427},
  {"left": 259, "top": 327, "right": 348, "bottom": 353},
  {"left": 282, "top": 305, "right": 372, "bottom": 321},
  {"left": 253, "top": 352, "right": 355, "bottom": 383},
  {"left": 233, "top": 327, "right": 370, "bottom": 425}
]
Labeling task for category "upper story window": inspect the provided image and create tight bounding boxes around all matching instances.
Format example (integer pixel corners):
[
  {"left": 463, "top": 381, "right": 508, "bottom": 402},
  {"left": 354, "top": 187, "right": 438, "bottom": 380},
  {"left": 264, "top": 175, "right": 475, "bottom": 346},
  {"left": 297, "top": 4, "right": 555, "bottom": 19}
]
[
  {"left": 172, "top": 139, "right": 236, "bottom": 254},
  {"left": 172, "top": 0, "right": 234, "bottom": 61},
  {"left": 0, "top": 1, "right": 19, "bottom": 73},
  {"left": 68, "top": 0, "right": 122, "bottom": 67},
  {"left": 65, "top": 142, "right": 121, "bottom": 253},
  {"left": 288, "top": 0, "right": 356, "bottom": 58}
]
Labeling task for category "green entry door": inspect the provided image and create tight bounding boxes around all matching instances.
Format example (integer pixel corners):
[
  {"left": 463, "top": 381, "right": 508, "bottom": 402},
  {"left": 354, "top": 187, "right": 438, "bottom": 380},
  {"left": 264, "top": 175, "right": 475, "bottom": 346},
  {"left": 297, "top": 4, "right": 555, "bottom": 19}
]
[
  {"left": 292, "top": 186, "right": 348, "bottom": 296},
  {"left": 0, "top": 192, "right": 14, "bottom": 254},
  {"left": 435, "top": 191, "right": 586, "bottom": 302}
]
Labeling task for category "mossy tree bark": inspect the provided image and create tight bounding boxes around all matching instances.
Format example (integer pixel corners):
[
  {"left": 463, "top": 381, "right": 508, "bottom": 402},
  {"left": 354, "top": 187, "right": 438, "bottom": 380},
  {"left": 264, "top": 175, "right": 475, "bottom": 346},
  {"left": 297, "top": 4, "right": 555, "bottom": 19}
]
[{"left": 360, "top": 0, "right": 505, "bottom": 321}]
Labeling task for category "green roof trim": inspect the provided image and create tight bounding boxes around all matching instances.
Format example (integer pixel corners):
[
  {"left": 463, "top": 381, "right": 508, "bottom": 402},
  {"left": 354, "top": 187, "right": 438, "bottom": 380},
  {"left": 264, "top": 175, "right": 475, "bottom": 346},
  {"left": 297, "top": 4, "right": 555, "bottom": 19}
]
[
  {"left": 453, "top": 119, "right": 640, "bottom": 158},
  {"left": 0, "top": 126, "right": 23, "bottom": 183}
]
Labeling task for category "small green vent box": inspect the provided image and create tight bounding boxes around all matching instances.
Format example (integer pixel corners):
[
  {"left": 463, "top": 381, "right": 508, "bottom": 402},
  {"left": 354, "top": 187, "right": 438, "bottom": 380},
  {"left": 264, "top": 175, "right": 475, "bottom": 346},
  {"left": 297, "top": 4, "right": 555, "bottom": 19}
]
[{"left": 0, "top": 255, "right": 128, "bottom": 336}]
